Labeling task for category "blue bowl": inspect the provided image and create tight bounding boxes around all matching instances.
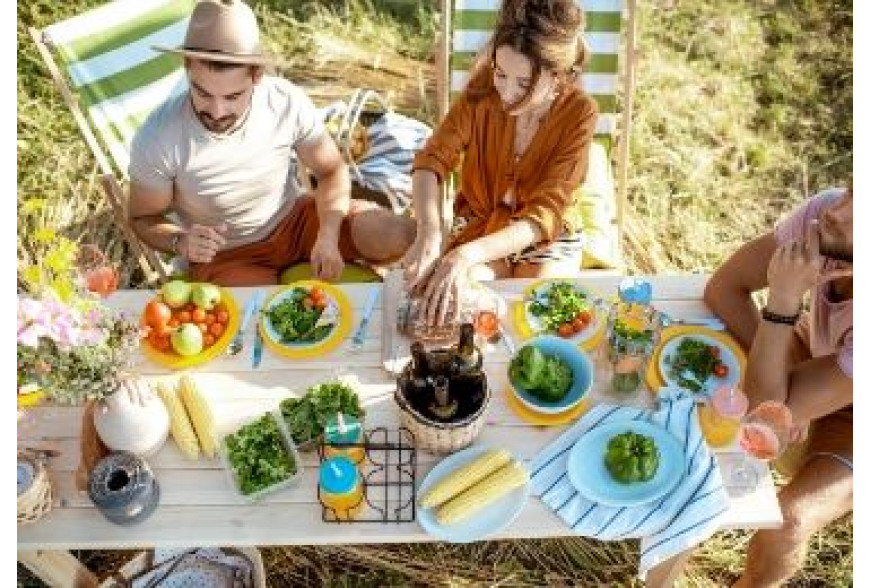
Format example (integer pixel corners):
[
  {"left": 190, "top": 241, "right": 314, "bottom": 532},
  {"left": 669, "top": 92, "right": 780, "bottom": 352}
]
[{"left": 508, "top": 335, "right": 594, "bottom": 414}]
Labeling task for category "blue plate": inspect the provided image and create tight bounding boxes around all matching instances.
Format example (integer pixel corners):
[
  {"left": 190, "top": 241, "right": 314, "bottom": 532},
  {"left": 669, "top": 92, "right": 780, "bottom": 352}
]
[
  {"left": 567, "top": 420, "right": 686, "bottom": 507},
  {"left": 659, "top": 333, "right": 740, "bottom": 398},
  {"left": 417, "top": 446, "right": 529, "bottom": 543},
  {"left": 508, "top": 336, "right": 594, "bottom": 415}
]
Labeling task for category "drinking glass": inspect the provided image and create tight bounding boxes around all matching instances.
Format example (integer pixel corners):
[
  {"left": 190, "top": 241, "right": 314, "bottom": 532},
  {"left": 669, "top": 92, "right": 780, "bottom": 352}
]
[
  {"left": 728, "top": 400, "right": 794, "bottom": 495},
  {"left": 77, "top": 244, "right": 119, "bottom": 298}
]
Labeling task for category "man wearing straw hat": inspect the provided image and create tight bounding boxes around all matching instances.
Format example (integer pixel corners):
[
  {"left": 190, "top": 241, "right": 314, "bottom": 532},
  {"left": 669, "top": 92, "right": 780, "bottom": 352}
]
[{"left": 128, "top": 0, "right": 415, "bottom": 285}]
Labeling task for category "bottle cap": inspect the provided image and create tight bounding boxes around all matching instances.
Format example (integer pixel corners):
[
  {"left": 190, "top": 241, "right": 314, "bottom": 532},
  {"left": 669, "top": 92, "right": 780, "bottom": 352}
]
[{"left": 319, "top": 456, "right": 359, "bottom": 494}]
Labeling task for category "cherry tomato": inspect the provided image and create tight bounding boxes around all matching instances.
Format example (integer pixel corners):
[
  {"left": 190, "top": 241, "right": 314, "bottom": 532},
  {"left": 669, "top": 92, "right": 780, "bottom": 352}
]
[
  {"left": 204, "top": 334, "right": 216, "bottom": 347},
  {"left": 204, "top": 313, "right": 216, "bottom": 325},
  {"left": 192, "top": 308, "right": 206, "bottom": 323},
  {"left": 577, "top": 310, "right": 593, "bottom": 323},
  {"left": 155, "top": 335, "right": 171, "bottom": 352},
  {"left": 214, "top": 302, "right": 228, "bottom": 314},
  {"left": 572, "top": 316, "right": 588, "bottom": 332},
  {"left": 313, "top": 299, "right": 327, "bottom": 311},
  {"left": 309, "top": 287, "right": 326, "bottom": 302},
  {"left": 168, "top": 318, "right": 180, "bottom": 328},
  {"left": 185, "top": 302, "right": 197, "bottom": 312},
  {"left": 713, "top": 363, "right": 729, "bottom": 378},
  {"left": 557, "top": 323, "right": 575, "bottom": 338},
  {"left": 144, "top": 299, "right": 172, "bottom": 328},
  {"left": 210, "top": 322, "right": 225, "bottom": 337},
  {"left": 178, "top": 310, "right": 192, "bottom": 323},
  {"left": 710, "top": 345, "right": 721, "bottom": 359},
  {"left": 216, "top": 310, "right": 229, "bottom": 324},
  {"left": 198, "top": 323, "right": 209, "bottom": 335}
]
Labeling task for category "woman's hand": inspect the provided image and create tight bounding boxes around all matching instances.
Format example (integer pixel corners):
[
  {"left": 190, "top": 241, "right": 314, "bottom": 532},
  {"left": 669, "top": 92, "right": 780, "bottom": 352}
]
[
  {"left": 417, "top": 245, "right": 477, "bottom": 326},
  {"left": 402, "top": 231, "right": 443, "bottom": 293}
]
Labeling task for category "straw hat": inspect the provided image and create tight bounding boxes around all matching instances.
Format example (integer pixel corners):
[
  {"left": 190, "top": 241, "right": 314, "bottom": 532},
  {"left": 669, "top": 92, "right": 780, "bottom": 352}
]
[{"left": 153, "top": 0, "right": 273, "bottom": 66}]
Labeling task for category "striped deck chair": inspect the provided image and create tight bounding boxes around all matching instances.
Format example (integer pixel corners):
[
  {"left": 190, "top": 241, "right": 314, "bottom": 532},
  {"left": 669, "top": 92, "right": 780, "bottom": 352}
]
[
  {"left": 30, "top": 0, "right": 196, "bottom": 282},
  {"left": 437, "top": 0, "right": 639, "bottom": 270}
]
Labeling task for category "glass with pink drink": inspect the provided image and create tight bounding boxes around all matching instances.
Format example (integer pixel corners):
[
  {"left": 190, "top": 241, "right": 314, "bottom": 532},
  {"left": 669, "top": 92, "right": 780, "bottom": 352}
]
[
  {"left": 699, "top": 386, "right": 748, "bottom": 448},
  {"left": 729, "top": 400, "right": 794, "bottom": 493}
]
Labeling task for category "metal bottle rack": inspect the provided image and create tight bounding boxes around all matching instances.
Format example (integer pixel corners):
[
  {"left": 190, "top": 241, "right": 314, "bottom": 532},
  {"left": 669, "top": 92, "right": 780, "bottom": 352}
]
[{"left": 316, "top": 427, "right": 417, "bottom": 523}]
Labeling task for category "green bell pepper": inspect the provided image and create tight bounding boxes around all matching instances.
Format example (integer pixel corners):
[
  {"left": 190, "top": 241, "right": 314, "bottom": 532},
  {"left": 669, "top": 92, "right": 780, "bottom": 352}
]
[{"left": 603, "top": 431, "right": 660, "bottom": 484}]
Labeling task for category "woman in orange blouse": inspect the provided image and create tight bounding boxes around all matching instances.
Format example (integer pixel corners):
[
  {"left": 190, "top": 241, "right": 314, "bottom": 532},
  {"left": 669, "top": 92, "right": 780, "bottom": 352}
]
[{"left": 403, "top": 0, "right": 598, "bottom": 325}]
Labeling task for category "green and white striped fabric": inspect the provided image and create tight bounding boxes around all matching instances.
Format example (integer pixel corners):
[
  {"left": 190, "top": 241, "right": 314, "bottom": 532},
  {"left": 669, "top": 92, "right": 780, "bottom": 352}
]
[
  {"left": 450, "top": 0, "right": 624, "bottom": 137},
  {"left": 44, "top": 0, "right": 195, "bottom": 176}
]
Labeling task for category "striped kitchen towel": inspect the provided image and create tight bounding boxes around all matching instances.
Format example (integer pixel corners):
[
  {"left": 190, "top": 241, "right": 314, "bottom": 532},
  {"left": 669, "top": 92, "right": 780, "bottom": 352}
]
[{"left": 529, "top": 387, "right": 728, "bottom": 578}]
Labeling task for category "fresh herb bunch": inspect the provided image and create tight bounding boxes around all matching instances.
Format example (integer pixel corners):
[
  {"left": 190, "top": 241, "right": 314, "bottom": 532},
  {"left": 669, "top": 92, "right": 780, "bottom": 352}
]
[
  {"left": 604, "top": 431, "right": 660, "bottom": 484},
  {"left": 665, "top": 337, "right": 728, "bottom": 393},
  {"left": 224, "top": 413, "right": 297, "bottom": 496},
  {"left": 528, "top": 282, "right": 592, "bottom": 334},
  {"left": 279, "top": 381, "right": 364, "bottom": 445},
  {"left": 267, "top": 287, "right": 333, "bottom": 344}
]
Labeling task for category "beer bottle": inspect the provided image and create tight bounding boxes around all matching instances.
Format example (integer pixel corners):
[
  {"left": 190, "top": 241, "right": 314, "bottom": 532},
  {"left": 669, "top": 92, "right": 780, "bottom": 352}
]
[{"left": 450, "top": 323, "right": 482, "bottom": 378}]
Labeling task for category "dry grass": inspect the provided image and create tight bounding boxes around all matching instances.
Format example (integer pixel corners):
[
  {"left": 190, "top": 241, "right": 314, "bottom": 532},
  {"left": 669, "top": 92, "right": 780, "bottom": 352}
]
[{"left": 17, "top": 0, "right": 851, "bottom": 586}]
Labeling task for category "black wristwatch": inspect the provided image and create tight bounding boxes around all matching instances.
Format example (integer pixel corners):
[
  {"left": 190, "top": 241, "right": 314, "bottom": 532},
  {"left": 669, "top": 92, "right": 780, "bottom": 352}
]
[{"left": 761, "top": 306, "right": 800, "bottom": 326}]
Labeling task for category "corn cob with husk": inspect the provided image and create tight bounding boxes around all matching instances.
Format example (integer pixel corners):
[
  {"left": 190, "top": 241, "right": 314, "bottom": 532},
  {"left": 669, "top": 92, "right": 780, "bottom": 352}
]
[
  {"left": 420, "top": 448, "right": 512, "bottom": 509},
  {"left": 156, "top": 381, "right": 200, "bottom": 460},
  {"left": 178, "top": 375, "right": 217, "bottom": 458},
  {"left": 435, "top": 460, "right": 529, "bottom": 525}
]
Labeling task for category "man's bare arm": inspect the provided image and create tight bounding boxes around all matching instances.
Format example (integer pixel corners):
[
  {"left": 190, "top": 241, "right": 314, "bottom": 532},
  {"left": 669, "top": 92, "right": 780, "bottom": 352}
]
[
  {"left": 703, "top": 232, "right": 777, "bottom": 350},
  {"left": 295, "top": 133, "right": 351, "bottom": 242},
  {"left": 128, "top": 181, "right": 182, "bottom": 253}
]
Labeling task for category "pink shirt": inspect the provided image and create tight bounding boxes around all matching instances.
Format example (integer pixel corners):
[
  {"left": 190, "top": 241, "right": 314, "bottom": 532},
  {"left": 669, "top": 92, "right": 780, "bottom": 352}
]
[{"left": 774, "top": 188, "right": 853, "bottom": 378}]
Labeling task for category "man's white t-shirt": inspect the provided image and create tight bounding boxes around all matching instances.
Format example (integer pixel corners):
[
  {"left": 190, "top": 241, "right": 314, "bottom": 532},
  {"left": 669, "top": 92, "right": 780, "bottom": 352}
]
[{"left": 129, "top": 75, "right": 325, "bottom": 250}]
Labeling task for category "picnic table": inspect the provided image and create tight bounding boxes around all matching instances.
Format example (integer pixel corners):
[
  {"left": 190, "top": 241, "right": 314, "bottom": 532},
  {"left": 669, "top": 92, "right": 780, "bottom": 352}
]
[{"left": 18, "top": 275, "right": 782, "bottom": 587}]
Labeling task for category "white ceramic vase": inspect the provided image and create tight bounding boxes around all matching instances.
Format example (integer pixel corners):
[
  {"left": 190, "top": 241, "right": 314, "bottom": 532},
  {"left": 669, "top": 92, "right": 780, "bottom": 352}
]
[{"left": 93, "top": 382, "right": 169, "bottom": 457}]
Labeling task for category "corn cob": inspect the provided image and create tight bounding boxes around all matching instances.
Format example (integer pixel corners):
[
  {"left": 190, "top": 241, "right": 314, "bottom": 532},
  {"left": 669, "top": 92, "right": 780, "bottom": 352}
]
[
  {"left": 156, "top": 381, "right": 200, "bottom": 460},
  {"left": 178, "top": 375, "right": 217, "bottom": 458},
  {"left": 435, "top": 460, "right": 529, "bottom": 525},
  {"left": 420, "top": 448, "right": 512, "bottom": 508}
]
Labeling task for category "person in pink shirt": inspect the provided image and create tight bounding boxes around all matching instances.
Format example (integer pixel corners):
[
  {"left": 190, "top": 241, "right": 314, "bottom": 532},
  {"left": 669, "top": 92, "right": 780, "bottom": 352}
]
[{"left": 704, "top": 185, "right": 853, "bottom": 587}]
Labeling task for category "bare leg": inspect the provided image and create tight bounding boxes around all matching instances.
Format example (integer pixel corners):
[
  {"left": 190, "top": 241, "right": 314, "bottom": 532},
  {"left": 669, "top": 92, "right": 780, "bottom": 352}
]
[
  {"left": 349, "top": 208, "right": 416, "bottom": 264},
  {"left": 512, "top": 259, "right": 580, "bottom": 279},
  {"left": 734, "top": 454, "right": 853, "bottom": 587}
]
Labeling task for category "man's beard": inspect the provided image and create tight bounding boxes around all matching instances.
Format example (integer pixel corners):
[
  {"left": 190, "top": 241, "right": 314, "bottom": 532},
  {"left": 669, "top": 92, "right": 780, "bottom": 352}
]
[
  {"left": 820, "top": 241, "right": 852, "bottom": 263},
  {"left": 196, "top": 111, "right": 238, "bottom": 133}
]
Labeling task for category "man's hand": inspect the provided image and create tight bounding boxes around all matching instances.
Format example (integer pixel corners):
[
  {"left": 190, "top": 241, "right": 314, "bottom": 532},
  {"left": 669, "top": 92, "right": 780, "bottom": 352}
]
[
  {"left": 766, "top": 220, "right": 825, "bottom": 315},
  {"left": 178, "top": 224, "right": 227, "bottom": 264},
  {"left": 402, "top": 232, "right": 443, "bottom": 294},
  {"left": 310, "top": 234, "right": 344, "bottom": 281}
]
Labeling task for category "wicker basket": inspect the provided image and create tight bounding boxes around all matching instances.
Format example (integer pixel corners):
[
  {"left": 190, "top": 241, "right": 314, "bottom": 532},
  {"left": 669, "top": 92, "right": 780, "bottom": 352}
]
[
  {"left": 17, "top": 451, "right": 52, "bottom": 526},
  {"left": 394, "top": 371, "right": 491, "bottom": 454}
]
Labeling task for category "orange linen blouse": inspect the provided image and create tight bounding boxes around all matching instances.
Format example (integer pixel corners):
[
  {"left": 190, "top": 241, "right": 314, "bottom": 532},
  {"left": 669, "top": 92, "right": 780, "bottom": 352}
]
[{"left": 412, "top": 84, "right": 597, "bottom": 250}]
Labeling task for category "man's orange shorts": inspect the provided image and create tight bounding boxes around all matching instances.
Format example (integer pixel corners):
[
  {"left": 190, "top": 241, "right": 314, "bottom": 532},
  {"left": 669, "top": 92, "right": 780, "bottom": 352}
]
[{"left": 189, "top": 196, "right": 379, "bottom": 286}]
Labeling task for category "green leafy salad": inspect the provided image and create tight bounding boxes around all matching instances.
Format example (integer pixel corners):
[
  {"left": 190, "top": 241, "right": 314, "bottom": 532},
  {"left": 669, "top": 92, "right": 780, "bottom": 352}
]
[
  {"left": 527, "top": 282, "right": 594, "bottom": 338},
  {"left": 509, "top": 345, "right": 574, "bottom": 402},
  {"left": 266, "top": 286, "right": 334, "bottom": 344},
  {"left": 224, "top": 413, "right": 297, "bottom": 496},
  {"left": 604, "top": 431, "right": 659, "bottom": 484},
  {"left": 279, "top": 381, "right": 364, "bottom": 446},
  {"left": 665, "top": 337, "right": 729, "bottom": 393}
]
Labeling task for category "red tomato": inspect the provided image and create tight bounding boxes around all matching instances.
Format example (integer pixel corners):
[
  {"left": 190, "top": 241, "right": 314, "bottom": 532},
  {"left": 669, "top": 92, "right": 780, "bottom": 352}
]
[
  {"left": 216, "top": 311, "right": 229, "bottom": 324},
  {"left": 214, "top": 302, "right": 228, "bottom": 314},
  {"left": 144, "top": 299, "right": 172, "bottom": 328},
  {"left": 572, "top": 316, "right": 588, "bottom": 332},
  {"left": 210, "top": 322, "right": 225, "bottom": 337},
  {"left": 557, "top": 323, "right": 575, "bottom": 338},
  {"left": 309, "top": 287, "right": 326, "bottom": 302},
  {"left": 714, "top": 363, "right": 729, "bottom": 378},
  {"left": 192, "top": 308, "right": 206, "bottom": 323},
  {"left": 204, "top": 313, "right": 216, "bottom": 325},
  {"left": 198, "top": 323, "right": 209, "bottom": 335},
  {"left": 178, "top": 310, "right": 192, "bottom": 323},
  {"left": 204, "top": 334, "right": 216, "bottom": 347},
  {"left": 185, "top": 302, "right": 197, "bottom": 312},
  {"left": 577, "top": 309, "right": 593, "bottom": 323}
]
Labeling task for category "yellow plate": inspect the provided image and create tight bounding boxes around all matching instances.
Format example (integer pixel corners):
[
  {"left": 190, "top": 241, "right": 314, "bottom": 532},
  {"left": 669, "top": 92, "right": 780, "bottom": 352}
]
[
  {"left": 258, "top": 280, "right": 353, "bottom": 360},
  {"left": 511, "top": 279, "right": 607, "bottom": 352},
  {"left": 17, "top": 387, "right": 46, "bottom": 408},
  {"left": 644, "top": 325, "right": 747, "bottom": 393},
  {"left": 141, "top": 287, "right": 241, "bottom": 369},
  {"left": 504, "top": 383, "right": 591, "bottom": 426}
]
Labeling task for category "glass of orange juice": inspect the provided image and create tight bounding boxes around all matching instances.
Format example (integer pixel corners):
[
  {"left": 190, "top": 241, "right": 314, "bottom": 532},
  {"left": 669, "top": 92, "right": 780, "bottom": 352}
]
[
  {"left": 76, "top": 244, "right": 119, "bottom": 298},
  {"left": 699, "top": 386, "right": 748, "bottom": 448}
]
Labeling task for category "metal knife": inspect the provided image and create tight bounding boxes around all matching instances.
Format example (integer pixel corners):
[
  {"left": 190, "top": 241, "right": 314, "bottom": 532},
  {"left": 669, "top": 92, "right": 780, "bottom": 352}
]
[
  {"left": 351, "top": 286, "right": 381, "bottom": 350},
  {"left": 250, "top": 292, "right": 266, "bottom": 368},
  {"left": 228, "top": 290, "right": 264, "bottom": 356}
]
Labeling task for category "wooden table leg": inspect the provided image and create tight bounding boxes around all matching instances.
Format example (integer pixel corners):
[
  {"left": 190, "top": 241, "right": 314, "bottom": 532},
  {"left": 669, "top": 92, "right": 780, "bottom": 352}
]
[
  {"left": 18, "top": 550, "right": 98, "bottom": 588},
  {"left": 645, "top": 549, "right": 693, "bottom": 588}
]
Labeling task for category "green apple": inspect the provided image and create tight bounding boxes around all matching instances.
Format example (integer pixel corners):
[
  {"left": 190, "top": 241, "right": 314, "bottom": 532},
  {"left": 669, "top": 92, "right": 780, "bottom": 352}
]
[
  {"left": 161, "top": 280, "right": 192, "bottom": 308},
  {"left": 191, "top": 283, "right": 222, "bottom": 310},
  {"left": 171, "top": 323, "right": 204, "bottom": 356}
]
